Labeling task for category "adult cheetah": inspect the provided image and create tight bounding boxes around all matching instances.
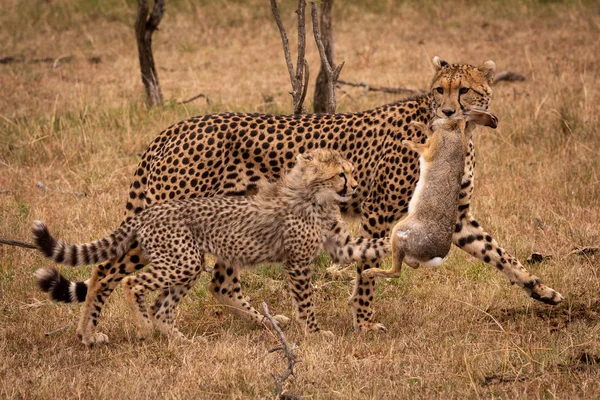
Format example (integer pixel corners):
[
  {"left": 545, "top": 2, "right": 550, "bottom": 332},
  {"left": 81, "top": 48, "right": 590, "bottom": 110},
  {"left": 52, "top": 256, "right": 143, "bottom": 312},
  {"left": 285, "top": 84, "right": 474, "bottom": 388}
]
[
  {"left": 34, "top": 150, "right": 389, "bottom": 341},
  {"left": 38, "top": 57, "right": 563, "bottom": 346}
]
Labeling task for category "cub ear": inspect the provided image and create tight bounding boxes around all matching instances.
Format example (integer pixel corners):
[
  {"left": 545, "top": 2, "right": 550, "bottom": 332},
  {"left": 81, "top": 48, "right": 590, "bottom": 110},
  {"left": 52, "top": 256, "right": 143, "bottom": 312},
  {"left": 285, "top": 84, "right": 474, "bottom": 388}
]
[
  {"left": 466, "top": 109, "right": 498, "bottom": 129},
  {"left": 296, "top": 152, "right": 313, "bottom": 164},
  {"left": 432, "top": 56, "right": 449, "bottom": 71},
  {"left": 481, "top": 60, "right": 496, "bottom": 83}
]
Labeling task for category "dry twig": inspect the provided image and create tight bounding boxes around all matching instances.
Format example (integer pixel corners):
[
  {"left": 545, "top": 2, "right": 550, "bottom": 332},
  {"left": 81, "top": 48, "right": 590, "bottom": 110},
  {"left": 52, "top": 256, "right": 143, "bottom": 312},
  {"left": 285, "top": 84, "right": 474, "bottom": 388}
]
[
  {"left": 45, "top": 321, "right": 74, "bottom": 337},
  {"left": 271, "top": 0, "right": 309, "bottom": 114},
  {"left": 262, "top": 302, "right": 303, "bottom": 400},
  {"left": 36, "top": 181, "right": 86, "bottom": 197},
  {"left": 337, "top": 79, "right": 421, "bottom": 96},
  {"left": 310, "top": 1, "right": 344, "bottom": 113},
  {"left": 568, "top": 246, "right": 599, "bottom": 257},
  {"left": 180, "top": 93, "right": 210, "bottom": 105},
  {"left": 0, "top": 238, "right": 36, "bottom": 249},
  {"left": 493, "top": 70, "right": 526, "bottom": 84}
]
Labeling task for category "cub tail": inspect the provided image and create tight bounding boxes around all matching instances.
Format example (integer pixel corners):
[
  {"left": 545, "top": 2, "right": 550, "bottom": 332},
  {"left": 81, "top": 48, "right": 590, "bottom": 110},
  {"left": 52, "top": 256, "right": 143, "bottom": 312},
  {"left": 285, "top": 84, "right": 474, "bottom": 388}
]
[
  {"left": 34, "top": 267, "right": 88, "bottom": 303},
  {"left": 32, "top": 219, "right": 140, "bottom": 266}
]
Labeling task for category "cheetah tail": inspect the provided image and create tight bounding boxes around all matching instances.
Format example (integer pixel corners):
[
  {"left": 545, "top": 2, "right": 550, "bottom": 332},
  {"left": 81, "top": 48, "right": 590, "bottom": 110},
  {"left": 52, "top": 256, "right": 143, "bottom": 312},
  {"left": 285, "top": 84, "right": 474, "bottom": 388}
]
[
  {"left": 32, "top": 219, "right": 140, "bottom": 267},
  {"left": 34, "top": 267, "right": 88, "bottom": 303}
]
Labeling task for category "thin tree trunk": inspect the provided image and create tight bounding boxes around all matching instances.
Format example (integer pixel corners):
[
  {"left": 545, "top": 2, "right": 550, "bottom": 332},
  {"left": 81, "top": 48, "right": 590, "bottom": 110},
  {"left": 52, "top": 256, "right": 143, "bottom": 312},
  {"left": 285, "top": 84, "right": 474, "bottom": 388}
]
[
  {"left": 135, "top": 0, "right": 165, "bottom": 107},
  {"left": 313, "top": 0, "right": 334, "bottom": 113}
]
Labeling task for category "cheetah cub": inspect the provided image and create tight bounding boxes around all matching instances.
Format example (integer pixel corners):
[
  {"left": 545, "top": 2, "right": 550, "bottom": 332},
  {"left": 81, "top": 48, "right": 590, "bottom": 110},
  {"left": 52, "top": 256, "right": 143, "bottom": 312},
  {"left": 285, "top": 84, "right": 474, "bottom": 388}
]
[
  {"left": 362, "top": 110, "right": 498, "bottom": 279},
  {"left": 32, "top": 149, "right": 389, "bottom": 341}
]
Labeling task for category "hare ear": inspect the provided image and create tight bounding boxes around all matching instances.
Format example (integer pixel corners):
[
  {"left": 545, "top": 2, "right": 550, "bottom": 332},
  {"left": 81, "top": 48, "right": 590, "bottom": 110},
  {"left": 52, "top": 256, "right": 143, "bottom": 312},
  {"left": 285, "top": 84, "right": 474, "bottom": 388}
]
[
  {"left": 481, "top": 60, "right": 496, "bottom": 83},
  {"left": 432, "top": 56, "right": 449, "bottom": 71},
  {"left": 466, "top": 110, "right": 498, "bottom": 129}
]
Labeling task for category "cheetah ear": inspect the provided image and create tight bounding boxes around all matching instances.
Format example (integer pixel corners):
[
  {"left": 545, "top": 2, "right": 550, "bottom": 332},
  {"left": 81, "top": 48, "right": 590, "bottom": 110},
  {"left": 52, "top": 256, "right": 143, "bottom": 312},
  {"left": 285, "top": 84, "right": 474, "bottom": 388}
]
[
  {"left": 432, "top": 56, "right": 449, "bottom": 71},
  {"left": 481, "top": 60, "right": 496, "bottom": 83}
]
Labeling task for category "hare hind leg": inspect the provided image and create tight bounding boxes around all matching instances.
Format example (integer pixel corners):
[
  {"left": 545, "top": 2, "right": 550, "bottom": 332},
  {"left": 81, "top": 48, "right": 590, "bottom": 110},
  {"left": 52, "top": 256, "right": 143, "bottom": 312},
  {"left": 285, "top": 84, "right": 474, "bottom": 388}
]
[{"left": 362, "top": 234, "right": 404, "bottom": 279}]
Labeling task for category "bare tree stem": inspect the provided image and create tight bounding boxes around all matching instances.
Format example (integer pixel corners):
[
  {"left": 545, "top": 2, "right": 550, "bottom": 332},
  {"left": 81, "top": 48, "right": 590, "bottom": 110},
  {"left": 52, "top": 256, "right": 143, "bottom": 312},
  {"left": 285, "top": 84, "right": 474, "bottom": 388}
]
[
  {"left": 270, "top": 0, "right": 308, "bottom": 114},
  {"left": 135, "top": 0, "right": 165, "bottom": 107},
  {"left": 310, "top": 1, "right": 343, "bottom": 113}
]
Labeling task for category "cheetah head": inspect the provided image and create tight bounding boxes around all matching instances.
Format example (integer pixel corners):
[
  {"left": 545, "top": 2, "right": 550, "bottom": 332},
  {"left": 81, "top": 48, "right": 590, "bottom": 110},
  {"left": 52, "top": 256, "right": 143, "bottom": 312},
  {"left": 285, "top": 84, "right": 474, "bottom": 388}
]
[
  {"left": 430, "top": 56, "right": 496, "bottom": 120},
  {"left": 295, "top": 149, "right": 358, "bottom": 204}
]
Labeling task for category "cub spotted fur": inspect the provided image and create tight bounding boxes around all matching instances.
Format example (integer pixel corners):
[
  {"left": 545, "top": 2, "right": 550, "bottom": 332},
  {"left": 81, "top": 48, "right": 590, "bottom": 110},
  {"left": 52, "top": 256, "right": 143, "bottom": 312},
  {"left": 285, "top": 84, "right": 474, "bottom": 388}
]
[
  {"left": 363, "top": 110, "right": 498, "bottom": 279},
  {"left": 34, "top": 150, "right": 389, "bottom": 341}
]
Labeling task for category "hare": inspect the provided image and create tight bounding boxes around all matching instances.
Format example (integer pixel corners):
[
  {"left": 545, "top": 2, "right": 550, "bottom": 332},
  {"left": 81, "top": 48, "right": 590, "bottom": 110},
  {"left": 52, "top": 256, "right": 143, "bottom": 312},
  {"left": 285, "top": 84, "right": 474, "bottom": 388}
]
[{"left": 362, "top": 109, "right": 498, "bottom": 279}]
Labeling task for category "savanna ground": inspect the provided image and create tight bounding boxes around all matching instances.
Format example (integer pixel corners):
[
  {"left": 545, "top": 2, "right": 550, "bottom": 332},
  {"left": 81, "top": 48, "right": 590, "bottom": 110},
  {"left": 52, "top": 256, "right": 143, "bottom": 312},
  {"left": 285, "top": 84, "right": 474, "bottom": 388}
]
[{"left": 1, "top": 0, "right": 599, "bottom": 398}]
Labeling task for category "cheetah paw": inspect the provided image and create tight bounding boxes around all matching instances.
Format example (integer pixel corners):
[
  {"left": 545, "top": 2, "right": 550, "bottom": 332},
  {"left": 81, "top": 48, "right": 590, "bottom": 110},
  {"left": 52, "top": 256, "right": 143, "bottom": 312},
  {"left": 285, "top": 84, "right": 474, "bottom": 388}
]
[
  {"left": 81, "top": 332, "right": 109, "bottom": 347},
  {"left": 319, "top": 329, "right": 335, "bottom": 338},
  {"left": 272, "top": 314, "right": 291, "bottom": 329},
  {"left": 360, "top": 323, "right": 387, "bottom": 334},
  {"left": 324, "top": 264, "right": 354, "bottom": 281},
  {"left": 529, "top": 282, "right": 564, "bottom": 305}
]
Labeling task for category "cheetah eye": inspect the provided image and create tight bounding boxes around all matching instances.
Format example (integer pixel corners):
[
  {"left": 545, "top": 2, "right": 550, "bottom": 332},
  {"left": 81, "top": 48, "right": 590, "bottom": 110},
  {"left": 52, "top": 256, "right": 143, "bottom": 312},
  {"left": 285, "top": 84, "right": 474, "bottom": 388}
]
[
  {"left": 435, "top": 87, "right": 444, "bottom": 94},
  {"left": 338, "top": 172, "right": 345, "bottom": 178},
  {"left": 459, "top": 87, "right": 470, "bottom": 95}
]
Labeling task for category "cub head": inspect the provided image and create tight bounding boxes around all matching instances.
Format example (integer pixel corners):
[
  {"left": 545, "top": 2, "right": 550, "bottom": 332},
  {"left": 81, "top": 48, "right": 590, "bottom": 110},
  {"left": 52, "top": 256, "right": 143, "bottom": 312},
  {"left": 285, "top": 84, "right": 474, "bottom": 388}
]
[
  {"left": 430, "top": 56, "right": 496, "bottom": 120},
  {"left": 295, "top": 149, "right": 357, "bottom": 203}
]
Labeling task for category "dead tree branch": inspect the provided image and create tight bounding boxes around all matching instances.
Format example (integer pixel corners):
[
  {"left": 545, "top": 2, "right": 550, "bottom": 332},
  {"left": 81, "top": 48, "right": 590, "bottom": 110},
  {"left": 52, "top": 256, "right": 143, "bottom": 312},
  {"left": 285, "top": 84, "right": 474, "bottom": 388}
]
[
  {"left": 493, "top": 70, "right": 526, "bottom": 84},
  {"left": 271, "top": 0, "right": 309, "bottom": 114},
  {"left": 0, "top": 238, "right": 36, "bottom": 249},
  {"left": 135, "top": 0, "right": 165, "bottom": 107},
  {"left": 180, "top": 93, "right": 210, "bottom": 105},
  {"left": 262, "top": 302, "right": 303, "bottom": 400},
  {"left": 36, "top": 181, "right": 86, "bottom": 197},
  {"left": 311, "top": 0, "right": 343, "bottom": 113},
  {"left": 337, "top": 79, "right": 421, "bottom": 96}
]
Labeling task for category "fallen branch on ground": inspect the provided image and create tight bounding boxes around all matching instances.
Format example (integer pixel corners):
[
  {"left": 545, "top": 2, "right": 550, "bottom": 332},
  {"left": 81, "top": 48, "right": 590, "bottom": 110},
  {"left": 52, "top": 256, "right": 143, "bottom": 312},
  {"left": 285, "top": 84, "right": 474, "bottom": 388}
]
[
  {"left": 337, "top": 79, "right": 421, "bottom": 95},
  {"left": 180, "top": 93, "right": 210, "bottom": 105},
  {"left": 45, "top": 321, "right": 74, "bottom": 337},
  {"left": 262, "top": 302, "right": 304, "bottom": 400},
  {"left": 36, "top": 181, "right": 86, "bottom": 197},
  {"left": 493, "top": 71, "right": 526, "bottom": 84},
  {"left": 0, "top": 56, "right": 73, "bottom": 67},
  {"left": 568, "top": 246, "right": 599, "bottom": 256},
  {"left": 0, "top": 238, "right": 36, "bottom": 249}
]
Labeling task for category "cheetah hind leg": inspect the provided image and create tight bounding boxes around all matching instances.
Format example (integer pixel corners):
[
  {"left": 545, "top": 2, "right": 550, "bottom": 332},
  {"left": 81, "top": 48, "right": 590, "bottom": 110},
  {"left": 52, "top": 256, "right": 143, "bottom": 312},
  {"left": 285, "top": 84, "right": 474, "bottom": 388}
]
[
  {"left": 150, "top": 284, "right": 201, "bottom": 342},
  {"left": 209, "top": 263, "right": 290, "bottom": 330},
  {"left": 122, "top": 272, "right": 156, "bottom": 341}
]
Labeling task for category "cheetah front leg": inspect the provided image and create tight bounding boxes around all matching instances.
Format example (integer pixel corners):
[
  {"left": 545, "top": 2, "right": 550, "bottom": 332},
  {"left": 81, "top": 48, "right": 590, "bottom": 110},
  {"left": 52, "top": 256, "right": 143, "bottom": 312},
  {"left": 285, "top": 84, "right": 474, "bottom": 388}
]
[
  {"left": 453, "top": 212, "right": 563, "bottom": 305},
  {"left": 453, "top": 141, "right": 563, "bottom": 305},
  {"left": 208, "top": 263, "right": 290, "bottom": 329},
  {"left": 323, "top": 220, "right": 390, "bottom": 279},
  {"left": 283, "top": 260, "right": 332, "bottom": 336}
]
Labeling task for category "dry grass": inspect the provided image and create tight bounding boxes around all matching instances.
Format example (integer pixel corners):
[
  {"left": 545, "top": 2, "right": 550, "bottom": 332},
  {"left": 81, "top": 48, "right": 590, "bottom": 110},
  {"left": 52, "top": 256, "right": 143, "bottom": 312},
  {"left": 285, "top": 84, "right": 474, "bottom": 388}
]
[{"left": 1, "top": 0, "right": 599, "bottom": 398}]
